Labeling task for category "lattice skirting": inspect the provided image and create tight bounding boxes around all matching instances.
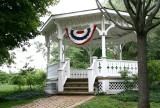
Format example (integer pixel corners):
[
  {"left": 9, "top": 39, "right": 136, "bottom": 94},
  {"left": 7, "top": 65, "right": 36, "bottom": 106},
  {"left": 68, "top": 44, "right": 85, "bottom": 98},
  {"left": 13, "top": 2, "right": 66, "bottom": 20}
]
[
  {"left": 45, "top": 83, "right": 56, "bottom": 90},
  {"left": 109, "top": 82, "right": 138, "bottom": 90},
  {"left": 109, "top": 82, "right": 125, "bottom": 90},
  {"left": 98, "top": 82, "right": 103, "bottom": 93},
  {"left": 44, "top": 81, "right": 57, "bottom": 94},
  {"left": 97, "top": 80, "right": 138, "bottom": 94}
]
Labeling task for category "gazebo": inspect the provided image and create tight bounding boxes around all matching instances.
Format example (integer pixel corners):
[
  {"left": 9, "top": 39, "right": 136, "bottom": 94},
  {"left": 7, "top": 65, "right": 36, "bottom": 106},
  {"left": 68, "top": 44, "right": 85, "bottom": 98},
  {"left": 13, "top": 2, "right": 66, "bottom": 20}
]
[{"left": 40, "top": 8, "right": 138, "bottom": 95}]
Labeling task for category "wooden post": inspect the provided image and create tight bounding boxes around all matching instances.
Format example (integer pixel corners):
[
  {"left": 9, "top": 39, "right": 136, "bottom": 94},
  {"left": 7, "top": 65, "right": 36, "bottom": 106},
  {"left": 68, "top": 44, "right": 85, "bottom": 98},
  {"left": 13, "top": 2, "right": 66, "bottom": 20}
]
[
  {"left": 101, "top": 16, "right": 106, "bottom": 58},
  {"left": 45, "top": 34, "right": 51, "bottom": 66}
]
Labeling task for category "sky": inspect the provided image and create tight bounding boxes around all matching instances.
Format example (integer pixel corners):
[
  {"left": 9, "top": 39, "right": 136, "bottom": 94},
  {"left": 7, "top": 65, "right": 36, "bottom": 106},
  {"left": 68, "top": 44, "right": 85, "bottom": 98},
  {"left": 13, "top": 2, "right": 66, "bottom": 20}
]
[
  {"left": 0, "top": 0, "right": 106, "bottom": 73},
  {"left": 41, "top": 0, "right": 106, "bottom": 22}
]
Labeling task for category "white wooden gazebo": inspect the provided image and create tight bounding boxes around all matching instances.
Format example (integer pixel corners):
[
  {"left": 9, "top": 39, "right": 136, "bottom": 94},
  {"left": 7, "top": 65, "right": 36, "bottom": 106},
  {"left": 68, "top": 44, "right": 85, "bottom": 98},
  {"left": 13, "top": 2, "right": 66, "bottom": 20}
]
[{"left": 40, "top": 8, "right": 138, "bottom": 95}]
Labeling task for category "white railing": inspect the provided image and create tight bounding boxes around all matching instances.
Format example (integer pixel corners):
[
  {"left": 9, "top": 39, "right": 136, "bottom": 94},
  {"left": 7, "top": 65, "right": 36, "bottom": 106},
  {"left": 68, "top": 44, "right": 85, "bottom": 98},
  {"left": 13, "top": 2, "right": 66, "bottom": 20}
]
[
  {"left": 88, "top": 56, "right": 98, "bottom": 92},
  {"left": 58, "top": 58, "right": 70, "bottom": 92},
  {"left": 70, "top": 69, "right": 88, "bottom": 78},
  {"left": 47, "top": 64, "right": 58, "bottom": 79},
  {"left": 97, "top": 59, "right": 138, "bottom": 77}
]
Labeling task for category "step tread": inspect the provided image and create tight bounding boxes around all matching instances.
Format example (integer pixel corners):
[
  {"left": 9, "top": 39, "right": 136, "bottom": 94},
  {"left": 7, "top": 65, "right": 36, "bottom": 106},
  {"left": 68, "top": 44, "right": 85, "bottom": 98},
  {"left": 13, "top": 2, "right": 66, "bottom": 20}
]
[
  {"left": 65, "top": 82, "right": 88, "bottom": 84},
  {"left": 58, "top": 92, "right": 94, "bottom": 95},
  {"left": 64, "top": 87, "right": 88, "bottom": 89},
  {"left": 67, "top": 78, "right": 88, "bottom": 80}
]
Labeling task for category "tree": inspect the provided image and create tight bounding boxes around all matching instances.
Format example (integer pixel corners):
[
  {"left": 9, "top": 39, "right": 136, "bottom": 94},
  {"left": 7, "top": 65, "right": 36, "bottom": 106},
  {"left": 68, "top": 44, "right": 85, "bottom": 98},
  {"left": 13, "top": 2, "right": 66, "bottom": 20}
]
[
  {"left": 0, "top": 0, "right": 59, "bottom": 64},
  {"left": 10, "top": 74, "right": 26, "bottom": 90},
  {"left": 96, "top": 0, "right": 160, "bottom": 108},
  {"left": 0, "top": 71, "right": 10, "bottom": 84},
  {"left": 147, "top": 26, "right": 160, "bottom": 60}
]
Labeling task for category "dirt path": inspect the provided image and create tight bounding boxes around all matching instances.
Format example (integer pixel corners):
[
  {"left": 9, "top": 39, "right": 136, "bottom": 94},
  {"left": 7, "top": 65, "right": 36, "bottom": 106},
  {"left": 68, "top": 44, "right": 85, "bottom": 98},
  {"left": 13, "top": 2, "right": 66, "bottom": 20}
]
[{"left": 14, "top": 95, "right": 94, "bottom": 108}]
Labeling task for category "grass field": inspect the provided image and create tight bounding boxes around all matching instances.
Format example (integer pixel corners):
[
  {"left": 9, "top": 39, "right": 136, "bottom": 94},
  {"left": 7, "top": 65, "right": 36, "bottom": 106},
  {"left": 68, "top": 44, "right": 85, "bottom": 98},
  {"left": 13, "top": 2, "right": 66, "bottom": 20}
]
[
  {"left": 76, "top": 96, "right": 160, "bottom": 108},
  {"left": 0, "top": 84, "right": 45, "bottom": 108},
  {"left": 0, "top": 98, "right": 36, "bottom": 108}
]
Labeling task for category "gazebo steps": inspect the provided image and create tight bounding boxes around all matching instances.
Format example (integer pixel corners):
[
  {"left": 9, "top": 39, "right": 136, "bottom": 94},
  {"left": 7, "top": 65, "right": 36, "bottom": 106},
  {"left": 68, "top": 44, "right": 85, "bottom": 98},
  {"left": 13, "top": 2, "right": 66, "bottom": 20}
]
[
  {"left": 57, "top": 92, "right": 94, "bottom": 95},
  {"left": 58, "top": 78, "right": 93, "bottom": 95}
]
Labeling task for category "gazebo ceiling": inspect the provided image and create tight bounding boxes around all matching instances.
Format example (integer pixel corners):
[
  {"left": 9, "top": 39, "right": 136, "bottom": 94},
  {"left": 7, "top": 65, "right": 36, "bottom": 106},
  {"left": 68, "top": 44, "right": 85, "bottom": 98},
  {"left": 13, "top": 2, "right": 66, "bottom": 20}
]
[{"left": 40, "top": 8, "right": 136, "bottom": 48}]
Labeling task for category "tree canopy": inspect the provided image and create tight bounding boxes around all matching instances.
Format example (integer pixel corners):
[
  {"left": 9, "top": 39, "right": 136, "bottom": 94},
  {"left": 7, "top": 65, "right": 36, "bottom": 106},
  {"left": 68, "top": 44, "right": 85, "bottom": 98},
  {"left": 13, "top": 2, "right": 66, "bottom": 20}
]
[{"left": 0, "top": 0, "right": 59, "bottom": 64}]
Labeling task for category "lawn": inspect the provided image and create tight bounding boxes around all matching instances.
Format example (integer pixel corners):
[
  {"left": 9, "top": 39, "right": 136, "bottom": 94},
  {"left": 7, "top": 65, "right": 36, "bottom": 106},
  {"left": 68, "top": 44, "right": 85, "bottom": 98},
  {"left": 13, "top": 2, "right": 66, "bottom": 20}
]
[
  {"left": 0, "top": 98, "right": 37, "bottom": 108},
  {"left": 76, "top": 96, "right": 160, "bottom": 108},
  {"left": 0, "top": 84, "right": 46, "bottom": 108}
]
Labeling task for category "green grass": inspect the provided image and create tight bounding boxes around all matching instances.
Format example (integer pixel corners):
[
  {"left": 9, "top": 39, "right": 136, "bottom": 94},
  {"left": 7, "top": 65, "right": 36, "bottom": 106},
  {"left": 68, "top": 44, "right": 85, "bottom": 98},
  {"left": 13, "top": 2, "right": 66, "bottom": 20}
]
[
  {"left": 0, "top": 84, "right": 17, "bottom": 92},
  {"left": 76, "top": 96, "right": 160, "bottom": 108},
  {"left": 111, "top": 90, "right": 160, "bottom": 103},
  {"left": 0, "top": 84, "right": 46, "bottom": 108},
  {"left": 0, "top": 98, "right": 37, "bottom": 108}
]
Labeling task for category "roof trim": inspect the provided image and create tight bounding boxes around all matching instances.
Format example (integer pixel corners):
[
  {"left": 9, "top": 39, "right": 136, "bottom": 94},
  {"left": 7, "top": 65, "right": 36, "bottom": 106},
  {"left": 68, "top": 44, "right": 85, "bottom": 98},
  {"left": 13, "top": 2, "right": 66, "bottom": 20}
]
[{"left": 40, "top": 8, "right": 130, "bottom": 32}]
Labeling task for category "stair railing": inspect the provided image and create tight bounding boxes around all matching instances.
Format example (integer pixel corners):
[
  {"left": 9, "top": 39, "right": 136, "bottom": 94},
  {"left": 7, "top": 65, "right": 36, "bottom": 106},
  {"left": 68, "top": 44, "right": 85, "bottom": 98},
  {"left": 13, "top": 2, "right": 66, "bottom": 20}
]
[
  {"left": 88, "top": 56, "right": 98, "bottom": 92},
  {"left": 47, "top": 64, "right": 58, "bottom": 80},
  {"left": 58, "top": 58, "right": 70, "bottom": 92}
]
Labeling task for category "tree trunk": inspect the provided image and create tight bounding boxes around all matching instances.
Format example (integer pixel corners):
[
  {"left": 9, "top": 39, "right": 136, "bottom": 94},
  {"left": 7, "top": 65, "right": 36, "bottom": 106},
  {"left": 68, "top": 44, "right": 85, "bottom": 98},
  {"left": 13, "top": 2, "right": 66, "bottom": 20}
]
[{"left": 137, "top": 34, "right": 150, "bottom": 108}]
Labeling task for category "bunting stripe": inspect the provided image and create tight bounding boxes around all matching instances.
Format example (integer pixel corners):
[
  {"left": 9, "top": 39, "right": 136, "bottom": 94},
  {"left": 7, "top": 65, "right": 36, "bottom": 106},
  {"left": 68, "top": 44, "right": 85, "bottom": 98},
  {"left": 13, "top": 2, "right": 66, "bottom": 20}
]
[{"left": 65, "top": 25, "right": 96, "bottom": 45}]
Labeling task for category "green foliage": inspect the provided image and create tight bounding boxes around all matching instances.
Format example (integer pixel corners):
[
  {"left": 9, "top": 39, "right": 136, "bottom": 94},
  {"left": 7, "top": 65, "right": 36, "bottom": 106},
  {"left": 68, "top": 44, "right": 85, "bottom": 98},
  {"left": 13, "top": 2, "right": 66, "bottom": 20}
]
[
  {"left": 4, "top": 90, "right": 45, "bottom": 101},
  {"left": 147, "top": 60, "right": 160, "bottom": 89},
  {"left": 111, "top": 90, "right": 160, "bottom": 103},
  {"left": 0, "top": 0, "right": 59, "bottom": 64},
  {"left": 0, "top": 71, "right": 10, "bottom": 84},
  {"left": 111, "top": 90, "right": 138, "bottom": 102},
  {"left": 147, "top": 27, "right": 160, "bottom": 60},
  {"left": 66, "top": 47, "right": 89, "bottom": 68},
  {"left": 119, "top": 69, "right": 138, "bottom": 91},
  {"left": 19, "top": 68, "right": 46, "bottom": 89},
  {"left": 9, "top": 74, "right": 26, "bottom": 90},
  {"left": 106, "top": 0, "right": 126, "bottom": 11},
  {"left": 76, "top": 96, "right": 137, "bottom": 108},
  {"left": 0, "top": 84, "right": 45, "bottom": 103},
  {"left": 77, "top": 95, "right": 160, "bottom": 108},
  {"left": 122, "top": 41, "right": 137, "bottom": 60}
]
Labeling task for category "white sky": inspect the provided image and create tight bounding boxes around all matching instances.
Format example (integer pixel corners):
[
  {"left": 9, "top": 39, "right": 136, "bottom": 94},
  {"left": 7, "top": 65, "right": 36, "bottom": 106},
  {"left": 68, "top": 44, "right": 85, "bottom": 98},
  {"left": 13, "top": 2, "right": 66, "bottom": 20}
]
[
  {"left": 41, "top": 0, "right": 105, "bottom": 22},
  {"left": 0, "top": 0, "right": 106, "bottom": 73}
]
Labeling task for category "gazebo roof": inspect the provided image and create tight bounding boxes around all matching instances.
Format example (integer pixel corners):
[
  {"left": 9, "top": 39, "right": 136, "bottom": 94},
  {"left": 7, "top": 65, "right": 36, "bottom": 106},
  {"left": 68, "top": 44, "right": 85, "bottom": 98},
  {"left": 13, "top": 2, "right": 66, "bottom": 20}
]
[{"left": 40, "top": 8, "right": 136, "bottom": 47}]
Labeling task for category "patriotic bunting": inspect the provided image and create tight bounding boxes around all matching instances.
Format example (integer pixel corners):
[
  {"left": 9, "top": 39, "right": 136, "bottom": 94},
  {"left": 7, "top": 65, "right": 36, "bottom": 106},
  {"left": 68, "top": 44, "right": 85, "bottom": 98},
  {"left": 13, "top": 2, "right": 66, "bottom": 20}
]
[{"left": 65, "top": 25, "right": 96, "bottom": 45}]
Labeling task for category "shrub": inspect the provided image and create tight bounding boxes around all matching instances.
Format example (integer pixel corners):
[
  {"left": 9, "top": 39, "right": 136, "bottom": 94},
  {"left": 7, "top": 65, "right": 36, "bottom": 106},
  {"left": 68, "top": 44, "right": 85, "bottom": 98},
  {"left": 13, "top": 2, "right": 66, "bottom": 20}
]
[
  {"left": 111, "top": 90, "right": 160, "bottom": 103},
  {"left": 9, "top": 74, "right": 26, "bottom": 90},
  {"left": 111, "top": 90, "right": 138, "bottom": 102},
  {"left": 147, "top": 60, "right": 160, "bottom": 89},
  {"left": 4, "top": 90, "right": 45, "bottom": 101},
  {"left": 119, "top": 69, "right": 138, "bottom": 91},
  {"left": 0, "top": 71, "right": 10, "bottom": 84}
]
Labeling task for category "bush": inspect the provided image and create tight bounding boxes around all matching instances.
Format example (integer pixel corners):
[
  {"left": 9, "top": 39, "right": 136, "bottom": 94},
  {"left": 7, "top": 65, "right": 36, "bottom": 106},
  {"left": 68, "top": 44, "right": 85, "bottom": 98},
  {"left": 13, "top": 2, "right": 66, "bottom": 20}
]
[
  {"left": 119, "top": 69, "right": 138, "bottom": 91},
  {"left": 147, "top": 60, "right": 160, "bottom": 89},
  {"left": 111, "top": 90, "right": 160, "bottom": 103},
  {"left": 4, "top": 90, "right": 45, "bottom": 101},
  {"left": 9, "top": 74, "right": 26, "bottom": 90},
  {"left": 0, "top": 71, "right": 10, "bottom": 84},
  {"left": 111, "top": 90, "right": 138, "bottom": 102}
]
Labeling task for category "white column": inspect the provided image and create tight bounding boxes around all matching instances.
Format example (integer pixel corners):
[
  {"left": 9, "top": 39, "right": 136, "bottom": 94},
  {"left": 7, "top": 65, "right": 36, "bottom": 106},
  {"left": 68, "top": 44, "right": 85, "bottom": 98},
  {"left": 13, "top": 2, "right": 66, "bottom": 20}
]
[
  {"left": 47, "top": 45, "right": 50, "bottom": 65},
  {"left": 101, "top": 16, "right": 106, "bottom": 58},
  {"left": 88, "top": 47, "right": 94, "bottom": 65},
  {"left": 119, "top": 44, "right": 122, "bottom": 60},
  {"left": 102, "top": 35, "right": 106, "bottom": 58},
  {"left": 56, "top": 22, "right": 64, "bottom": 68},
  {"left": 58, "top": 39, "right": 63, "bottom": 61},
  {"left": 45, "top": 35, "right": 51, "bottom": 65}
]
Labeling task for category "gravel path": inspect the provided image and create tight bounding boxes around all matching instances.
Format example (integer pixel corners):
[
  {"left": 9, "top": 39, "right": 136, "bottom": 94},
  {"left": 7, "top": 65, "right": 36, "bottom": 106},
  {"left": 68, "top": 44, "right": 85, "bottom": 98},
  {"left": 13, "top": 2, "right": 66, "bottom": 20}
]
[{"left": 14, "top": 96, "right": 94, "bottom": 108}]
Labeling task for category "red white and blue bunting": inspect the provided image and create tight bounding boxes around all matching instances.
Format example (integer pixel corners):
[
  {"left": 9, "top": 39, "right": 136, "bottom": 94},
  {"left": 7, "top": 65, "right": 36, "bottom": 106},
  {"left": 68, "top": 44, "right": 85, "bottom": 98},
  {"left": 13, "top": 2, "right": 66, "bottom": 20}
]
[{"left": 65, "top": 25, "right": 96, "bottom": 45}]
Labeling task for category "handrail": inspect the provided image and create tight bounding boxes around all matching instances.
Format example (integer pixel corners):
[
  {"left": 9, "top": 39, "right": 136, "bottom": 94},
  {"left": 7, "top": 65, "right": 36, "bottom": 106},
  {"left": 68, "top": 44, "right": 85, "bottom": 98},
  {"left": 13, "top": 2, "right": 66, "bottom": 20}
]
[
  {"left": 47, "top": 64, "right": 58, "bottom": 79},
  {"left": 58, "top": 58, "right": 70, "bottom": 92},
  {"left": 88, "top": 56, "right": 98, "bottom": 92}
]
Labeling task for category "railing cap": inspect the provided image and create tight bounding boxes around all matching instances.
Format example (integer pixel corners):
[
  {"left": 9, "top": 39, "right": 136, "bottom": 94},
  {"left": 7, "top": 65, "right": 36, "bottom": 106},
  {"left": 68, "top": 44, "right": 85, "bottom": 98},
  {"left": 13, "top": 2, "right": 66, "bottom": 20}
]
[
  {"left": 65, "top": 58, "right": 70, "bottom": 60},
  {"left": 92, "top": 56, "right": 98, "bottom": 59}
]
